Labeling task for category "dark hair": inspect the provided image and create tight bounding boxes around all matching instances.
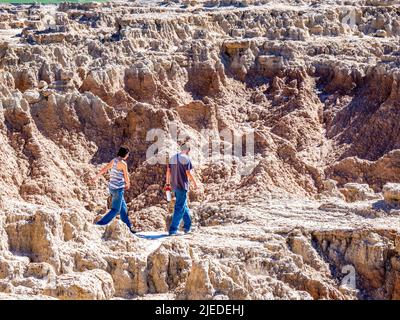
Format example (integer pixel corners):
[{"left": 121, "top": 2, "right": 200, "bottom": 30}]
[
  {"left": 180, "top": 144, "right": 191, "bottom": 152},
  {"left": 117, "top": 147, "right": 130, "bottom": 158}
]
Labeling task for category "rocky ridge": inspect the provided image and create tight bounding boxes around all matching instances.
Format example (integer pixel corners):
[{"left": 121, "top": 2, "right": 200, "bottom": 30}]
[{"left": 1, "top": 0, "right": 400, "bottom": 300}]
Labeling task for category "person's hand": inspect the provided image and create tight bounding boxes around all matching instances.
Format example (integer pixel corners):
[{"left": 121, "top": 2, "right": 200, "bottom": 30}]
[{"left": 125, "top": 184, "right": 131, "bottom": 190}]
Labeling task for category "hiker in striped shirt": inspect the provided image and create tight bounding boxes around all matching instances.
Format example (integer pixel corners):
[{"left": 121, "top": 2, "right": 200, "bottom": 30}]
[{"left": 90, "top": 147, "right": 136, "bottom": 234}]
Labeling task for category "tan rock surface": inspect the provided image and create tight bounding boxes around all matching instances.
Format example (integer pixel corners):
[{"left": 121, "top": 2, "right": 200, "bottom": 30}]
[
  {"left": 1, "top": 0, "right": 400, "bottom": 300},
  {"left": 383, "top": 183, "right": 400, "bottom": 206}
]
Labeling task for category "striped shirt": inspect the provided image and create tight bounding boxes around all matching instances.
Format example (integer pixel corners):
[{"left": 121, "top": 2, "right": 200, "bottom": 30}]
[{"left": 109, "top": 158, "right": 125, "bottom": 190}]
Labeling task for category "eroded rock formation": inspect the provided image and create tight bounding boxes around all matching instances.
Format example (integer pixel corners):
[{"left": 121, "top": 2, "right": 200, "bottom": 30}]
[{"left": 1, "top": 0, "right": 400, "bottom": 300}]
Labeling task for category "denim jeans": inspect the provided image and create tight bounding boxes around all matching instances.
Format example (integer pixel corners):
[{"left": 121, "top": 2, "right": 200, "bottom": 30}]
[
  {"left": 96, "top": 188, "right": 132, "bottom": 229},
  {"left": 169, "top": 189, "right": 191, "bottom": 234}
]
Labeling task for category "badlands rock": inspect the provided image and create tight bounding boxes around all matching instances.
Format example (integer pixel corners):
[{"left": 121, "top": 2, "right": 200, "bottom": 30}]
[
  {"left": 383, "top": 183, "right": 400, "bottom": 206},
  {"left": 46, "top": 269, "right": 115, "bottom": 300},
  {"left": 5, "top": 208, "right": 63, "bottom": 273},
  {"left": 0, "top": 0, "right": 400, "bottom": 300},
  {"left": 313, "top": 229, "right": 400, "bottom": 299},
  {"left": 326, "top": 150, "right": 400, "bottom": 191},
  {"left": 147, "top": 240, "right": 192, "bottom": 293},
  {"left": 0, "top": 292, "right": 57, "bottom": 300},
  {"left": 339, "top": 183, "right": 380, "bottom": 202}
]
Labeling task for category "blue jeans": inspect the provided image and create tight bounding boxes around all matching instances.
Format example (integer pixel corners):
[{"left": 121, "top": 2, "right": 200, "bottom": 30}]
[
  {"left": 169, "top": 189, "right": 191, "bottom": 234},
  {"left": 96, "top": 188, "right": 132, "bottom": 229}
]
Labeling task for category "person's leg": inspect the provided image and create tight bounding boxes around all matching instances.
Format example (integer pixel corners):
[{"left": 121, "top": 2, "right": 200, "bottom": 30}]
[
  {"left": 169, "top": 189, "right": 186, "bottom": 234},
  {"left": 119, "top": 194, "right": 132, "bottom": 230},
  {"left": 96, "top": 189, "right": 123, "bottom": 225},
  {"left": 182, "top": 193, "right": 191, "bottom": 232}
]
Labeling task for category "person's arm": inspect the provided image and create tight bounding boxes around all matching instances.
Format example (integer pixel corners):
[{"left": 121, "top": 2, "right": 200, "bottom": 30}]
[
  {"left": 90, "top": 161, "right": 113, "bottom": 184},
  {"left": 122, "top": 162, "right": 131, "bottom": 190},
  {"left": 186, "top": 170, "right": 198, "bottom": 189},
  {"left": 166, "top": 166, "right": 171, "bottom": 186}
]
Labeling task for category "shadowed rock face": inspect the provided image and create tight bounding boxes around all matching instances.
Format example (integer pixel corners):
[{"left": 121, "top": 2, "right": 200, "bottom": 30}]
[{"left": 0, "top": 0, "right": 400, "bottom": 300}]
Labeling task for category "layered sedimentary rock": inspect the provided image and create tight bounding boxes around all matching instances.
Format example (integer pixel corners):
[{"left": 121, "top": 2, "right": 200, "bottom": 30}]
[{"left": 1, "top": 0, "right": 400, "bottom": 300}]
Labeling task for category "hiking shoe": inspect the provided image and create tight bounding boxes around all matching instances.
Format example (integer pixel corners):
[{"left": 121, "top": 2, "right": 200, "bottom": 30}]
[
  {"left": 184, "top": 229, "right": 192, "bottom": 234},
  {"left": 130, "top": 228, "right": 137, "bottom": 234},
  {"left": 169, "top": 230, "right": 188, "bottom": 236}
]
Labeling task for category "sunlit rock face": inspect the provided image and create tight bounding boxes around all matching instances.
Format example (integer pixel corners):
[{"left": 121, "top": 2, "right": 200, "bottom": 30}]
[{"left": 1, "top": 0, "right": 400, "bottom": 300}]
